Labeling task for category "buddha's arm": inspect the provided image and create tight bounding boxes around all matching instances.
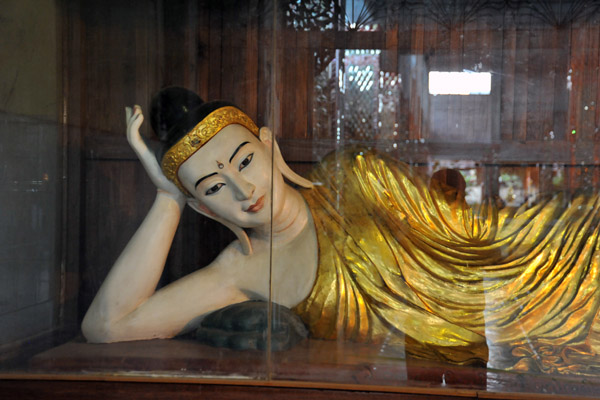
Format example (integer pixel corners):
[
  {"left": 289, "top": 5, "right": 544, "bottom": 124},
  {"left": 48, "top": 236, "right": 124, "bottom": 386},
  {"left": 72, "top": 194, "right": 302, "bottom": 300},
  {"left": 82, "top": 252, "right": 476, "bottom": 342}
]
[
  {"left": 82, "top": 105, "right": 249, "bottom": 343},
  {"left": 81, "top": 190, "right": 182, "bottom": 342},
  {"left": 81, "top": 191, "right": 249, "bottom": 343}
]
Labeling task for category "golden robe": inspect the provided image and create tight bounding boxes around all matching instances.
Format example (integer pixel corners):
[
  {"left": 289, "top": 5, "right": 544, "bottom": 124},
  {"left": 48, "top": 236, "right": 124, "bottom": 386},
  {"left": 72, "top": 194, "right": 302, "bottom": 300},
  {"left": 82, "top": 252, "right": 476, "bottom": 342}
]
[{"left": 294, "top": 149, "right": 600, "bottom": 375}]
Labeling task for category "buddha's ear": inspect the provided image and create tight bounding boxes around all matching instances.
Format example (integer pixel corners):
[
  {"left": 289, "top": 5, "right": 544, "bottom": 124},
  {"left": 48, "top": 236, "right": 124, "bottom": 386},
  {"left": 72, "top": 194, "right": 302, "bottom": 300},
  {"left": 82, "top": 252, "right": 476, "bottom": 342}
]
[
  {"left": 187, "top": 198, "right": 253, "bottom": 256},
  {"left": 259, "top": 127, "right": 313, "bottom": 189}
]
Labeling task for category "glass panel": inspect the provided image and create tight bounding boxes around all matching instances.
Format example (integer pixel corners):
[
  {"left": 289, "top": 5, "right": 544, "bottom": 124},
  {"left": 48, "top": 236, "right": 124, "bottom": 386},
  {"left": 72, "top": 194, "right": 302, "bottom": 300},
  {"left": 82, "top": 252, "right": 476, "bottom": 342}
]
[
  {"left": 5, "top": 0, "right": 600, "bottom": 398},
  {"left": 272, "top": 0, "right": 600, "bottom": 397}
]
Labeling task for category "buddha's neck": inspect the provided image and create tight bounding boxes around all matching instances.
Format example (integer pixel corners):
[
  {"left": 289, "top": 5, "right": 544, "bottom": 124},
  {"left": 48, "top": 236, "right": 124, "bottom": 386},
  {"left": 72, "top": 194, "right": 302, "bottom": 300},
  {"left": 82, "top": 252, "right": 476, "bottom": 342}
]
[{"left": 251, "top": 185, "right": 308, "bottom": 245}]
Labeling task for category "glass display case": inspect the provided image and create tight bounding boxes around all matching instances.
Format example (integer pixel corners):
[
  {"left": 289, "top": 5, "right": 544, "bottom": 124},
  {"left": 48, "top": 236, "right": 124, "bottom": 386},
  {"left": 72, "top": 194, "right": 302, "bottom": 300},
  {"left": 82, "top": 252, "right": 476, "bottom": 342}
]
[{"left": 4, "top": 1, "right": 600, "bottom": 398}]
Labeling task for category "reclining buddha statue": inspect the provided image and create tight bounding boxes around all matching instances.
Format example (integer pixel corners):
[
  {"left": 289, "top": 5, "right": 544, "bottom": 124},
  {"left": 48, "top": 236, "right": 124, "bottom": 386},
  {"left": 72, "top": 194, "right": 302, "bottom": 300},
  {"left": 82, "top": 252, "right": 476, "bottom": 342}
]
[{"left": 82, "top": 87, "right": 600, "bottom": 375}]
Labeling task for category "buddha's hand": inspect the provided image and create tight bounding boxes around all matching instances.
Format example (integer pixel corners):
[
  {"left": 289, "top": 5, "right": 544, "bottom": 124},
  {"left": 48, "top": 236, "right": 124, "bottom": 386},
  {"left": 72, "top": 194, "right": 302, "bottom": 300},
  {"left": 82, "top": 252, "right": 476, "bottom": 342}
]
[
  {"left": 196, "top": 300, "right": 308, "bottom": 351},
  {"left": 125, "top": 105, "right": 186, "bottom": 206}
]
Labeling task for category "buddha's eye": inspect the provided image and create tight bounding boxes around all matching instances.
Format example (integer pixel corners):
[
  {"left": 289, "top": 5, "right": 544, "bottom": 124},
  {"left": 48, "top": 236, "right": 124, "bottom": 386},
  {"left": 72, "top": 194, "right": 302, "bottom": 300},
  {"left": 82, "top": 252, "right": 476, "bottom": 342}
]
[
  {"left": 239, "top": 153, "right": 254, "bottom": 171},
  {"left": 205, "top": 183, "right": 224, "bottom": 196}
]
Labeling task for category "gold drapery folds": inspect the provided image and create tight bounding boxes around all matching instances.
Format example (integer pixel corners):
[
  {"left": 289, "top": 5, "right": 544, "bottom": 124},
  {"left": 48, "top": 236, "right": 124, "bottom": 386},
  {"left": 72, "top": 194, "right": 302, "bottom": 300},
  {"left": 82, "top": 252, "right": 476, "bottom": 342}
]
[{"left": 294, "top": 149, "right": 600, "bottom": 375}]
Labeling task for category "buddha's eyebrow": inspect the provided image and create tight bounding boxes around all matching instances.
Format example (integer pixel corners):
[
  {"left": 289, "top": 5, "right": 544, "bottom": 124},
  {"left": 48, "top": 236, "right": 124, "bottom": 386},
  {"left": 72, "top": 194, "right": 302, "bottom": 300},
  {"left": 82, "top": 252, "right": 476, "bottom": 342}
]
[
  {"left": 195, "top": 172, "right": 217, "bottom": 189},
  {"left": 229, "top": 141, "right": 250, "bottom": 163},
  {"left": 194, "top": 141, "right": 251, "bottom": 189}
]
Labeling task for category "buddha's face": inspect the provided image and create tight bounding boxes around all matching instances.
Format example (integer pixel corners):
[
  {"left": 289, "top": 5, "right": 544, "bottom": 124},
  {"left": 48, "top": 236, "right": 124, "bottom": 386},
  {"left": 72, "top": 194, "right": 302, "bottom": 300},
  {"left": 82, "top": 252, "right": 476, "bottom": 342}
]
[{"left": 178, "top": 124, "right": 282, "bottom": 228}]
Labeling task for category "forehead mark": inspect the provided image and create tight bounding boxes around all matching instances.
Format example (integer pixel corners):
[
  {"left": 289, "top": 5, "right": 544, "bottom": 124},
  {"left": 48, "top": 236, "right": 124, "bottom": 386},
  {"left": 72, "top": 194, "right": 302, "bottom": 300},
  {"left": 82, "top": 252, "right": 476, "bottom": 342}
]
[{"left": 191, "top": 139, "right": 253, "bottom": 190}]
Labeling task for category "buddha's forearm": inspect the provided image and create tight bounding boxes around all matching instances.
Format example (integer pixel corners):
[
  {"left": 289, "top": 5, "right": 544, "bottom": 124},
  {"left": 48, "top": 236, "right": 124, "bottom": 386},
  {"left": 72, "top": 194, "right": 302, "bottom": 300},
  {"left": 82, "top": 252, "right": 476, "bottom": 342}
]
[{"left": 82, "top": 190, "right": 184, "bottom": 342}]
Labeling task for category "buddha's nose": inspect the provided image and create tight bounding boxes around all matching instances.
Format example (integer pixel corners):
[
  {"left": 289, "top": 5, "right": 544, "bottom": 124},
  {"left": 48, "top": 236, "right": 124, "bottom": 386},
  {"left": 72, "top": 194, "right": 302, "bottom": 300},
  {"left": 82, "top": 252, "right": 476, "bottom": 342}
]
[{"left": 230, "top": 175, "right": 255, "bottom": 201}]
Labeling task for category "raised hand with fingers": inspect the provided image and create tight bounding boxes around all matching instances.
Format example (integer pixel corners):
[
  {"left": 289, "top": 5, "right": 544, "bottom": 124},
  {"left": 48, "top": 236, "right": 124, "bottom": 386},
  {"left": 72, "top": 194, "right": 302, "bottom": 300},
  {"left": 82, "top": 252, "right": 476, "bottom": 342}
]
[{"left": 125, "top": 105, "right": 186, "bottom": 207}]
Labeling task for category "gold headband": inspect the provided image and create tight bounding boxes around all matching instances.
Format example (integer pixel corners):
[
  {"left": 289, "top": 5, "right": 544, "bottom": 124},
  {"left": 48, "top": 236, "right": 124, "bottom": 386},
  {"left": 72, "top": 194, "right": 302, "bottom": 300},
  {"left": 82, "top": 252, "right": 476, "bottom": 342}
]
[{"left": 161, "top": 106, "right": 259, "bottom": 196}]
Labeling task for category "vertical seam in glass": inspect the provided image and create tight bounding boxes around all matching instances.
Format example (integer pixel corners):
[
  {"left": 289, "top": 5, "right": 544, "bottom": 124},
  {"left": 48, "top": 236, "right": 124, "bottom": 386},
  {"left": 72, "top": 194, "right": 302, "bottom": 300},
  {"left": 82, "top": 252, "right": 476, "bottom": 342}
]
[{"left": 266, "top": 0, "right": 278, "bottom": 382}]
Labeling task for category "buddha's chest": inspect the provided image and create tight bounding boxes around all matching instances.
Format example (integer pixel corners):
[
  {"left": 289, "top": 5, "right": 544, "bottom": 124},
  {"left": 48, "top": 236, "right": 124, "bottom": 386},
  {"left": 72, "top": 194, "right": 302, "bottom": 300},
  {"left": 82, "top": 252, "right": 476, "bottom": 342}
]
[{"left": 235, "top": 222, "right": 319, "bottom": 308}]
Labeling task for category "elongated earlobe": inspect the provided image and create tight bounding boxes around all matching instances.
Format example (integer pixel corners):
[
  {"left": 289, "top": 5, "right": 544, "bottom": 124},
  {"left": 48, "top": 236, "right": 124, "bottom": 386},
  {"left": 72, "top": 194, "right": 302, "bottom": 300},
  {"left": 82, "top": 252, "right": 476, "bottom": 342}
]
[
  {"left": 187, "top": 199, "right": 253, "bottom": 255},
  {"left": 259, "top": 127, "right": 313, "bottom": 189}
]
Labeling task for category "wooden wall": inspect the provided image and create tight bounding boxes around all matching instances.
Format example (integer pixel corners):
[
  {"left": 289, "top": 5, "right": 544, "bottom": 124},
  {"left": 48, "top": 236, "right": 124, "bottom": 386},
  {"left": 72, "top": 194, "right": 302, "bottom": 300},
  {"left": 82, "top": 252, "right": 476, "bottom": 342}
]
[{"left": 62, "top": 0, "right": 600, "bottom": 322}]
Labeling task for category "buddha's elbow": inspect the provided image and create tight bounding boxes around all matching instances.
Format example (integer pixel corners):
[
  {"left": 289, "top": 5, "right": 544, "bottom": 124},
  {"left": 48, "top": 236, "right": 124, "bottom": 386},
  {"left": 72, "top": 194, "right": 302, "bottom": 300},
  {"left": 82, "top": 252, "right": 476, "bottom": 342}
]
[{"left": 81, "top": 312, "right": 118, "bottom": 343}]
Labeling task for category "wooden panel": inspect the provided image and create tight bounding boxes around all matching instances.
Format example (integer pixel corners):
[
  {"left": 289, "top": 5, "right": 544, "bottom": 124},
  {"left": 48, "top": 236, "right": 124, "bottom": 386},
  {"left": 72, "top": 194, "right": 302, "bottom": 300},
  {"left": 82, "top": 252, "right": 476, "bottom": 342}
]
[
  {"left": 500, "top": 20, "right": 517, "bottom": 142},
  {"left": 511, "top": 23, "right": 531, "bottom": 141},
  {"left": 551, "top": 29, "right": 569, "bottom": 142},
  {"left": 17, "top": 338, "right": 600, "bottom": 399},
  {"left": 79, "top": 160, "right": 154, "bottom": 317},
  {"left": 396, "top": 22, "right": 412, "bottom": 142},
  {"left": 81, "top": 1, "right": 136, "bottom": 135},
  {"left": 526, "top": 28, "right": 553, "bottom": 141},
  {"left": 82, "top": 134, "right": 600, "bottom": 166},
  {"left": 278, "top": 138, "right": 600, "bottom": 166},
  {"left": 161, "top": 0, "right": 192, "bottom": 88},
  {"left": 421, "top": 20, "right": 441, "bottom": 141},
  {"left": 570, "top": 24, "right": 599, "bottom": 142},
  {"left": 408, "top": 19, "right": 425, "bottom": 140},
  {"left": 0, "top": 380, "right": 475, "bottom": 400}
]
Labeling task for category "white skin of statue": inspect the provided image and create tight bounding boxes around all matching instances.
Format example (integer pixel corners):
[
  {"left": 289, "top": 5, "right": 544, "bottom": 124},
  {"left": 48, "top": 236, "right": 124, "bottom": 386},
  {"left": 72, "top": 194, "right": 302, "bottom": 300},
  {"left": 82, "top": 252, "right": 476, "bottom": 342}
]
[{"left": 81, "top": 106, "right": 319, "bottom": 343}]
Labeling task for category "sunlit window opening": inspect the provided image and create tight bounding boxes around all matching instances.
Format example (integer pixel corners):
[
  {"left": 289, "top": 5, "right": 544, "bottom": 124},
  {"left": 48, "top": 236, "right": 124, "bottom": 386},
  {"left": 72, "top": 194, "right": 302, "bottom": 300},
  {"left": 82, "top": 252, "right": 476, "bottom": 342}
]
[{"left": 429, "top": 71, "right": 491, "bottom": 95}]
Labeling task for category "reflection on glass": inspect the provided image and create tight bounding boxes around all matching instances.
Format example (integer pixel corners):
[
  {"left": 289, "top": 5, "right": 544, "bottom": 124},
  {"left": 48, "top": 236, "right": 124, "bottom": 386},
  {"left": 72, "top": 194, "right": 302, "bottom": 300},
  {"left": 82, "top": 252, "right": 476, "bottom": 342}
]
[
  {"left": 313, "top": 49, "right": 401, "bottom": 143},
  {"left": 429, "top": 71, "right": 492, "bottom": 96}
]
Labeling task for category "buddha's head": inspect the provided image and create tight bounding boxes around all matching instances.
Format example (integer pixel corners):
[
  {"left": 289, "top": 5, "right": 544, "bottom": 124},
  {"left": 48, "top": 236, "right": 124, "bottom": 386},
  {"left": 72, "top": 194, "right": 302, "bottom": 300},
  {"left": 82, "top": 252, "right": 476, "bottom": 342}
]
[{"left": 150, "top": 87, "right": 311, "bottom": 254}]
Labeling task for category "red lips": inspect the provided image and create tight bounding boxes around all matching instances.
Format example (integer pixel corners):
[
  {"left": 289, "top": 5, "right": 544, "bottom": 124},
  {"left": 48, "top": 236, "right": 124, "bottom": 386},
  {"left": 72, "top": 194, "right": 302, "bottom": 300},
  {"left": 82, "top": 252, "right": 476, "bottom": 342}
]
[{"left": 246, "top": 195, "right": 265, "bottom": 213}]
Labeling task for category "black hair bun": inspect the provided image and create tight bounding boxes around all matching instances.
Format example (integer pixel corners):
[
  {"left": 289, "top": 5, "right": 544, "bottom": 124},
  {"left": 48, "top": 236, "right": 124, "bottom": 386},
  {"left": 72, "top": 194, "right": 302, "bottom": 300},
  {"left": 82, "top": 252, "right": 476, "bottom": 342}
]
[
  {"left": 149, "top": 86, "right": 235, "bottom": 160},
  {"left": 150, "top": 86, "right": 204, "bottom": 143}
]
